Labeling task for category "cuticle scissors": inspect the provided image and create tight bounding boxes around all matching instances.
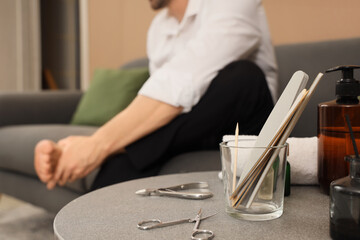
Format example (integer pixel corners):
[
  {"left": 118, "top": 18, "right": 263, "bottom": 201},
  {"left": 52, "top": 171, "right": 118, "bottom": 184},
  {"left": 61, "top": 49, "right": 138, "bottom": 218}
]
[{"left": 137, "top": 208, "right": 216, "bottom": 240}]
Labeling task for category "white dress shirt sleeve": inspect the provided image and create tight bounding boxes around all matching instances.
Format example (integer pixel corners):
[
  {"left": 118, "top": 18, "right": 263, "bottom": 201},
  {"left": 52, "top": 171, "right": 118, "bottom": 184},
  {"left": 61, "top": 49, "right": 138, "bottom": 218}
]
[{"left": 139, "top": 0, "right": 263, "bottom": 113}]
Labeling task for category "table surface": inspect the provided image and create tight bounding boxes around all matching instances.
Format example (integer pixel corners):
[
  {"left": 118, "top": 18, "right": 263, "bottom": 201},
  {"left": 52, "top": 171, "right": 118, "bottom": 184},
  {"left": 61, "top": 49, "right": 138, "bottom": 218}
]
[{"left": 54, "top": 171, "right": 331, "bottom": 240}]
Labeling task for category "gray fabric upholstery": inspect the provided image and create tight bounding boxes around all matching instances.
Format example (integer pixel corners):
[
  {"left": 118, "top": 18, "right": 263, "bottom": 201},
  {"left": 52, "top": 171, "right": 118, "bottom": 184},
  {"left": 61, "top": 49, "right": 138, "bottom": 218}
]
[
  {"left": 0, "top": 38, "right": 359, "bottom": 213},
  {"left": 120, "top": 58, "right": 149, "bottom": 70},
  {"left": 0, "top": 91, "right": 82, "bottom": 126}
]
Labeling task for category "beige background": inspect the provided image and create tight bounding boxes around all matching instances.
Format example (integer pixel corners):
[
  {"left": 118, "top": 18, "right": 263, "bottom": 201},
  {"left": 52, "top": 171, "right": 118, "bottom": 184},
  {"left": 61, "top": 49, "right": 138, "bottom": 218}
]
[
  {"left": 0, "top": 0, "right": 41, "bottom": 91},
  {"left": 88, "top": 0, "right": 360, "bottom": 79}
]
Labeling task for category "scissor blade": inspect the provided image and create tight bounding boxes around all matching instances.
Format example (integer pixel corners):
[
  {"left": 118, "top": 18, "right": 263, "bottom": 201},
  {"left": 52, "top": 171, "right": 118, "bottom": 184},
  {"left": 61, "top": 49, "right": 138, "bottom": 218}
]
[
  {"left": 189, "top": 212, "right": 218, "bottom": 223},
  {"left": 200, "top": 212, "right": 218, "bottom": 221},
  {"left": 135, "top": 188, "right": 158, "bottom": 196}
]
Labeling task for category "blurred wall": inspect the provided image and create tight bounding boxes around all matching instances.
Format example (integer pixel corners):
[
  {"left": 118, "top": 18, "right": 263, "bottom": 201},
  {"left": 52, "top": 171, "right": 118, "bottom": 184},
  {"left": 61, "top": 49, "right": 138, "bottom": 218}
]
[
  {"left": 87, "top": 0, "right": 360, "bottom": 81},
  {"left": 263, "top": 0, "right": 360, "bottom": 45},
  {"left": 0, "top": 0, "right": 41, "bottom": 91},
  {"left": 0, "top": 0, "right": 18, "bottom": 90},
  {"left": 88, "top": 0, "right": 155, "bottom": 78}
]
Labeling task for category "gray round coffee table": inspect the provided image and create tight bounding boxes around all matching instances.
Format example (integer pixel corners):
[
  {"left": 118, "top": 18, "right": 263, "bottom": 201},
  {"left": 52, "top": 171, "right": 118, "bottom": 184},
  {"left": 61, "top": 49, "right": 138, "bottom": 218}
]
[{"left": 54, "top": 171, "right": 331, "bottom": 240}]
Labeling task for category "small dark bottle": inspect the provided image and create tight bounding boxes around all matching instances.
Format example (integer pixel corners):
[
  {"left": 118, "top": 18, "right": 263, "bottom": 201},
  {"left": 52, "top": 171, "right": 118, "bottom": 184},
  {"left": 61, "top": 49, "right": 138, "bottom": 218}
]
[
  {"left": 330, "top": 155, "right": 360, "bottom": 240},
  {"left": 318, "top": 65, "right": 360, "bottom": 194}
]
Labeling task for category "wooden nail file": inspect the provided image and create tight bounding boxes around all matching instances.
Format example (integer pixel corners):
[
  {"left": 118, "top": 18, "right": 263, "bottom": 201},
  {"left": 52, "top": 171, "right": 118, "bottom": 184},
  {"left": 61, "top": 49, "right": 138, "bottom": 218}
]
[
  {"left": 237, "top": 71, "right": 308, "bottom": 186},
  {"left": 245, "top": 72, "right": 323, "bottom": 207}
]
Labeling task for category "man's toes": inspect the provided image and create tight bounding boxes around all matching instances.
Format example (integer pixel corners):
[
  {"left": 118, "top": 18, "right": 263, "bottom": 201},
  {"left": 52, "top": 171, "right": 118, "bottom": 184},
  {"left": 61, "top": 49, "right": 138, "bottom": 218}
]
[
  {"left": 47, "top": 180, "right": 57, "bottom": 190},
  {"left": 39, "top": 173, "right": 53, "bottom": 183},
  {"left": 35, "top": 140, "right": 57, "bottom": 155},
  {"left": 34, "top": 140, "right": 59, "bottom": 183}
]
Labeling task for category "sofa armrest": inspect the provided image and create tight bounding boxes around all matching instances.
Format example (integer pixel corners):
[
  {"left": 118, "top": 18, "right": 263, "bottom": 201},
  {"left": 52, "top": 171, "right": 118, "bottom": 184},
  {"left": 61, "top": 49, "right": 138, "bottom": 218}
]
[{"left": 0, "top": 90, "right": 83, "bottom": 127}]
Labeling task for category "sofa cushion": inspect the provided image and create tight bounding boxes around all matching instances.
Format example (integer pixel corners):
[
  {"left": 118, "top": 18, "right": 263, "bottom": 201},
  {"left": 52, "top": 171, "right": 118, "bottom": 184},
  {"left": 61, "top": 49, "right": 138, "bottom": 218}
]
[
  {"left": 70, "top": 67, "right": 149, "bottom": 126},
  {"left": 0, "top": 124, "right": 98, "bottom": 193}
]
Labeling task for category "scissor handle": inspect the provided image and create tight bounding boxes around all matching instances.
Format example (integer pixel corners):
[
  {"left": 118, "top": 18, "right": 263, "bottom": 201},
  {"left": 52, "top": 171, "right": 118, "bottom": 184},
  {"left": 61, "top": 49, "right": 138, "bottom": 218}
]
[
  {"left": 191, "top": 229, "right": 215, "bottom": 240},
  {"left": 138, "top": 218, "right": 191, "bottom": 230},
  {"left": 137, "top": 219, "right": 162, "bottom": 230}
]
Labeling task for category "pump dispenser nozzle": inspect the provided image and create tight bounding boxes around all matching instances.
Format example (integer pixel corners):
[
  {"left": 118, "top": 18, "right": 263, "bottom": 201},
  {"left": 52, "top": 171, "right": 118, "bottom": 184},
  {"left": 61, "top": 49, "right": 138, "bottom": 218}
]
[{"left": 325, "top": 65, "right": 360, "bottom": 104}]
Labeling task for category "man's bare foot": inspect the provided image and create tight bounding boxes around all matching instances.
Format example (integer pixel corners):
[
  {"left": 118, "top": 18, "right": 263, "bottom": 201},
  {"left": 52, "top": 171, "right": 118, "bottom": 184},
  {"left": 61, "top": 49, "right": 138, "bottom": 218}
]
[{"left": 34, "top": 140, "right": 61, "bottom": 189}]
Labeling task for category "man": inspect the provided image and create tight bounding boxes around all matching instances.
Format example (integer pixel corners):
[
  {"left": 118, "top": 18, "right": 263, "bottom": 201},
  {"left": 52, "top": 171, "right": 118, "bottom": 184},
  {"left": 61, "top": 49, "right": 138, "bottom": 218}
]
[{"left": 35, "top": 0, "right": 277, "bottom": 190}]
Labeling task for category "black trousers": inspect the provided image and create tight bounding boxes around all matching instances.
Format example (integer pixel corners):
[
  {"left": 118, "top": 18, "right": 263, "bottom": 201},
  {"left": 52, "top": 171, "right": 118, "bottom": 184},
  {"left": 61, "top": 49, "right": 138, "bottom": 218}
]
[{"left": 91, "top": 60, "right": 274, "bottom": 190}]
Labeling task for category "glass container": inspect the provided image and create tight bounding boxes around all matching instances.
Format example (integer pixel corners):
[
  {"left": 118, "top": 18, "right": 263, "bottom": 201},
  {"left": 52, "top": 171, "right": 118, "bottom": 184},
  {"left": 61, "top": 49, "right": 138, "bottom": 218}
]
[{"left": 330, "top": 155, "right": 360, "bottom": 240}]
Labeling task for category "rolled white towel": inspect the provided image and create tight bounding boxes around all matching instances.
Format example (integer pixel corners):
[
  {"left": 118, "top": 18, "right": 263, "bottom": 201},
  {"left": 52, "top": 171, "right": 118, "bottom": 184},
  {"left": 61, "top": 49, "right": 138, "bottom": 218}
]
[{"left": 221, "top": 135, "right": 318, "bottom": 185}]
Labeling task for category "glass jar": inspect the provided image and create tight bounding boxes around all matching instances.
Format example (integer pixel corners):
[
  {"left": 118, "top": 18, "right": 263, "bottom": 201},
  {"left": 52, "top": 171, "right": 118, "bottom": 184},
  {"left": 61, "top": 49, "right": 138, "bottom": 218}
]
[{"left": 330, "top": 155, "right": 360, "bottom": 240}]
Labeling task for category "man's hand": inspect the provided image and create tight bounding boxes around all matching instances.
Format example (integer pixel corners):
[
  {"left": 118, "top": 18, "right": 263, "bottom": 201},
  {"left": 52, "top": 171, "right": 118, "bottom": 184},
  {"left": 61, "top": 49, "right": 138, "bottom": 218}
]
[{"left": 50, "top": 136, "right": 108, "bottom": 188}]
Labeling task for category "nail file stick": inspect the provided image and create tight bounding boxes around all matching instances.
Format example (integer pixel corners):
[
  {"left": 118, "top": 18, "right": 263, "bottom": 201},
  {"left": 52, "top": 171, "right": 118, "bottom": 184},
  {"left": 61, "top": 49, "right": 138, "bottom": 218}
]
[
  {"left": 230, "top": 89, "right": 308, "bottom": 206},
  {"left": 232, "top": 123, "right": 239, "bottom": 192},
  {"left": 235, "top": 71, "right": 308, "bottom": 189},
  {"left": 244, "top": 73, "right": 324, "bottom": 208},
  {"left": 240, "top": 89, "right": 308, "bottom": 207}
]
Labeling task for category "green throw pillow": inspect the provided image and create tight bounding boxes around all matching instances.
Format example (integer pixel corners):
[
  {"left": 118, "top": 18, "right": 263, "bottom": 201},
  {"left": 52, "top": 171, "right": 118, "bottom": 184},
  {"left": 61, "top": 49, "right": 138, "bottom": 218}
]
[{"left": 71, "top": 67, "right": 149, "bottom": 126}]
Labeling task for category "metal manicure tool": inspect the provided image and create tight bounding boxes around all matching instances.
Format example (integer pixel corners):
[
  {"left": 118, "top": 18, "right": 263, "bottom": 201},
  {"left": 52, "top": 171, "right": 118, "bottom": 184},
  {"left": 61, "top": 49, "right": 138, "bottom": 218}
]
[
  {"left": 135, "top": 182, "right": 213, "bottom": 200},
  {"left": 137, "top": 208, "right": 216, "bottom": 240}
]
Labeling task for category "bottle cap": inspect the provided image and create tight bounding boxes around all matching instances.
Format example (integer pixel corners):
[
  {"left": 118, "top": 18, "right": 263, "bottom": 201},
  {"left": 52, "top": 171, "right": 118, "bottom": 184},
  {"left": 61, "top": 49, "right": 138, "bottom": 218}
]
[{"left": 326, "top": 65, "right": 360, "bottom": 103}]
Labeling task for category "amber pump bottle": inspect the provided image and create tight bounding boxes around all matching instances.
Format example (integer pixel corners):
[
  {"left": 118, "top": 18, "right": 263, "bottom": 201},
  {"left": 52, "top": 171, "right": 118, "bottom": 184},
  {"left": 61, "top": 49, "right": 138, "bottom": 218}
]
[{"left": 318, "top": 65, "right": 360, "bottom": 194}]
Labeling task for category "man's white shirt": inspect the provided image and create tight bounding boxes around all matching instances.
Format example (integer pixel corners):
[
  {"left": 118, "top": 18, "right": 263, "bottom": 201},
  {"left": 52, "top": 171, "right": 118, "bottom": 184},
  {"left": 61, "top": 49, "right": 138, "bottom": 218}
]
[{"left": 139, "top": 0, "right": 278, "bottom": 113}]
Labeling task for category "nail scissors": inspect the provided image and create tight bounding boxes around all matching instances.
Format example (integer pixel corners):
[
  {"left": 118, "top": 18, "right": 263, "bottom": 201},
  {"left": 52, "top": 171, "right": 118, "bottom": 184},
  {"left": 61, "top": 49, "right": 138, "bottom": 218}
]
[
  {"left": 135, "top": 182, "right": 213, "bottom": 200},
  {"left": 137, "top": 208, "right": 216, "bottom": 240}
]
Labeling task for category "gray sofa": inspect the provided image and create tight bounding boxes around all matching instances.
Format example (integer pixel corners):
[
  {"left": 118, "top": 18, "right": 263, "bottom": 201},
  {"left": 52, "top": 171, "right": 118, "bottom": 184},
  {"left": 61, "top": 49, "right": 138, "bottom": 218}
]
[{"left": 1, "top": 38, "right": 359, "bottom": 213}]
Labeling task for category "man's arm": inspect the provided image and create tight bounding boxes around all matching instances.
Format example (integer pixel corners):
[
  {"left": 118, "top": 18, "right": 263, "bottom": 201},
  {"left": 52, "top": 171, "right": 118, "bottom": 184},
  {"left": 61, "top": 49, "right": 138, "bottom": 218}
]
[
  {"left": 93, "top": 95, "right": 183, "bottom": 156},
  {"left": 52, "top": 95, "right": 182, "bottom": 185}
]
